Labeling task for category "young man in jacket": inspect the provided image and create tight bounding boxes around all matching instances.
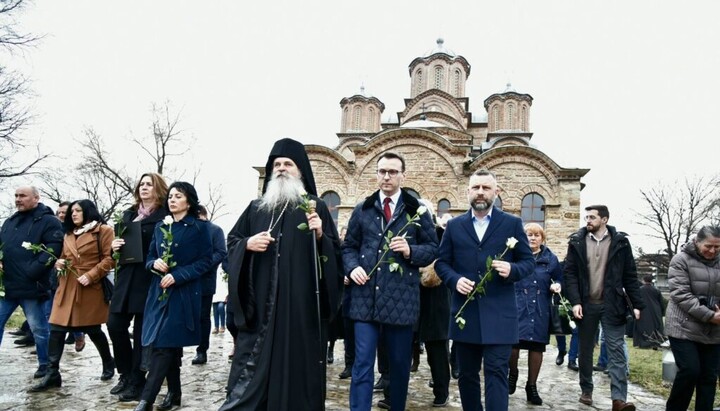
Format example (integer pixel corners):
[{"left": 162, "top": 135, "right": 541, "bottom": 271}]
[
  {"left": 343, "top": 151, "right": 438, "bottom": 411},
  {"left": 0, "top": 186, "right": 64, "bottom": 380},
  {"left": 564, "top": 205, "right": 645, "bottom": 411}
]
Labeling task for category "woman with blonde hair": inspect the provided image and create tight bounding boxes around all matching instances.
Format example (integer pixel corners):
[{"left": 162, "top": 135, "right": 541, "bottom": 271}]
[{"left": 508, "top": 222, "right": 562, "bottom": 405}]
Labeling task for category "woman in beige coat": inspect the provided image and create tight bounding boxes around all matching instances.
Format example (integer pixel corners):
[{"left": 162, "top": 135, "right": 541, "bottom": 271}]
[{"left": 30, "top": 199, "right": 116, "bottom": 392}]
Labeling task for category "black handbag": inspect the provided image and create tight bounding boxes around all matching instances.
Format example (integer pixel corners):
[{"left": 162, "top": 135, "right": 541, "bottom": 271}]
[
  {"left": 95, "top": 232, "right": 114, "bottom": 303},
  {"left": 549, "top": 295, "right": 573, "bottom": 335}
]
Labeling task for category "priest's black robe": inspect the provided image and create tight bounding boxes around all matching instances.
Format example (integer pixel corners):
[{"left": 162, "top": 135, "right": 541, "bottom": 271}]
[
  {"left": 220, "top": 196, "right": 343, "bottom": 411},
  {"left": 633, "top": 282, "right": 665, "bottom": 348}
]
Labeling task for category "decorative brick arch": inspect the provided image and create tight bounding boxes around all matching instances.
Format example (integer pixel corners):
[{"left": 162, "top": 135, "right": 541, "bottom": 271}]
[
  {"left": 505, "top": 184, "right": 558, "bottom": 206},
  {"left": 469, "top": 146, "right": 561, "bottom": 186}
]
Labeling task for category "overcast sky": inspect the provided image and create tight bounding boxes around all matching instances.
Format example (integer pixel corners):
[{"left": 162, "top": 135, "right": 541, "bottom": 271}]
[{"left": 6, "top": 0, "right": 719, "bottom": 253}]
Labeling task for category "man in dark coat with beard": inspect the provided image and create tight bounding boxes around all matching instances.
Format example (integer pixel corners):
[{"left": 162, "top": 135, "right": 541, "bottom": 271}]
[{"left": 221, "top": 138, "right": 343, "bottom": 411}]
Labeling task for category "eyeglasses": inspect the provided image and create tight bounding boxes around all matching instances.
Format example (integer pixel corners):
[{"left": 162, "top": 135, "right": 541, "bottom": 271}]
[{"left": 377, "top": 169, "right": 401, "bottom": 177}]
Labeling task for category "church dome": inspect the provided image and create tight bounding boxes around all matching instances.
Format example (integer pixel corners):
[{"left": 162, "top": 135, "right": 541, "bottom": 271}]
[{"left": 423, "top": 38, "right": 456, "bottom": 57}]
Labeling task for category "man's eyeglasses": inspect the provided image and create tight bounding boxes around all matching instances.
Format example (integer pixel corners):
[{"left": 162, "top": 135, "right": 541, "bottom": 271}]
[{"left": 377, "top": 169, "right": 401, "bottom": 177}]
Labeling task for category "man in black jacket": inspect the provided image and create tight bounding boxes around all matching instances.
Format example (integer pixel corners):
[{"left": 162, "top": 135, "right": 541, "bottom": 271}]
[
  {"left": 0, "top": 186, "right": 64, "bottom": 380},
  {"left": 192, "top": 205, "right": 227, "bottom": 365},
  {"left": 564, "top": 205, "right": 645, "bottom": 411}
]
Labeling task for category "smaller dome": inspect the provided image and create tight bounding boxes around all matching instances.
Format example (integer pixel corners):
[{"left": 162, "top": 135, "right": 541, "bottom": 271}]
[{"left": 424, "top": 38, "right": 455, "bottom": 57}]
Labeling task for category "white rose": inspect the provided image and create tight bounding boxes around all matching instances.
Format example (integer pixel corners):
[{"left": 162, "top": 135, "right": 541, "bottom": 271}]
[
  {"left": 22, "top": 242, "right": 32, "bottom": 250},
  {"left": 506, "top": 237, "right": 518, "bottom": 249},
  {"left": 416, "top": 206, "right": 427, "bottom": 216},
  {"left": 163, "top": 216, "right": 174, "bottom": 225},
  {"left": 455, "top": 317, "right": 466, "bottom": 327}
]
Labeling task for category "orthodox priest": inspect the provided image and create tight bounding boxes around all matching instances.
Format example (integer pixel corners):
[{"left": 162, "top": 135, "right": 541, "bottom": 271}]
[{"left": 220, "top": 138, "right": 343, "bottom": 411}]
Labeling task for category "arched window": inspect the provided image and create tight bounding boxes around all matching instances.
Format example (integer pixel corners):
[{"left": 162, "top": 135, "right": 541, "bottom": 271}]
[
  {"left": 493, "top": 106, "right": 500, "bottom": 131},
  {"left": 434, "top": 66, "right": 443, "bottom": 90},
  {"left": 493, "top": 196, "right": 503, "bottom": 211},
  {"left": 438, "top": 199, "right": 451, "bottom": 216},
  {"left": 321, "top": 191, "right": 341, "bottom": 227},
  {"left": 453, "top": 69, "right": 461, "bottom": 96},
  {"left": 521, "top": 106, "right": 527, "bottom": 131},
  {"left": 352, "top": 106, "right": 361, "bottom": 131},
  {"left": 342, "top": 107, "right": 349, "bottom": 131},
  {"left": 415, "top": 69, "right": 423, "bottom": 95},
  {"left": 521, "top": 193, "right": 545, "bottom": 227},
  {"left": 367, "top": 107, "right": 375, "bottom": 131},
  {"left": 405, "top": 188, "right": 421, "bottom": 199},
  {"left": 507, "top": 103, "right": 515, "bottom": 129}
]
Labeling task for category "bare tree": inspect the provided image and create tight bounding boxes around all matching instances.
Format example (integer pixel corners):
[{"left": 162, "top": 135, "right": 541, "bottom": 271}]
[
  {"left": 0, "top": 0, "right": 47, "bottom": 185},
  {"left": 135, "top": 102, "right": 190, "bottom": 176},
  {"left": 636, "top": 175, "right": 719, "bottom": 271},
  {"left": 204, "top": 182, "right": 229, "bottom": 222}
]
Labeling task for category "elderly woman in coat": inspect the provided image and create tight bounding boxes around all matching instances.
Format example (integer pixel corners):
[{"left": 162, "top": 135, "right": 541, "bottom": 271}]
[
  {"left": 133, "top": 181, "right": 212, "bottom": 411},
  {"left": 29, "top": 199, "right": 115, "bottom": 392},
  {"left": 665, "top": 226, "right": 720, "bottom": 411},
  {"left": 507, "top": 223, "right": 562, "bottom": 406}
]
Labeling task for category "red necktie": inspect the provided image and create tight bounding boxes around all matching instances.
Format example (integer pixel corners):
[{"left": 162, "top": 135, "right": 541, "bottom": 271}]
[{"left": 383, "top": 197, "right": 392, "bottom": 222}]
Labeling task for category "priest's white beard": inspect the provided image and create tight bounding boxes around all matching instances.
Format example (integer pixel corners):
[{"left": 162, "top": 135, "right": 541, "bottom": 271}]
[{"left": 259, "top": 173, "right": 305, "bottom": 212}]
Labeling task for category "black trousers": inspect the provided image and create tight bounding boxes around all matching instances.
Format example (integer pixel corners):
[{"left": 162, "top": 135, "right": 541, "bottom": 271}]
[
  {"left": 666, "top": 337, "right": 720, "bottom": 411},
  {"left": 108, "top": 312, "right": 145, "bottom": 385},
  {"left": 141, "top": 347, "right": 182, "bottom": 404},
  {"left": 343, "top": 316, "right": 355, "bottom": 366},
  {"left": 197, "top": 295, "right": 213, "bottom": 354},
  {"left": 425, "top": 339, "right": 450, "bottom": 400}
]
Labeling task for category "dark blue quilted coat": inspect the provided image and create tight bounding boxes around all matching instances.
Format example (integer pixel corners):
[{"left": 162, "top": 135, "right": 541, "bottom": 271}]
[{"left": 342, "top": 190, "right": 438, "bottom": 326}]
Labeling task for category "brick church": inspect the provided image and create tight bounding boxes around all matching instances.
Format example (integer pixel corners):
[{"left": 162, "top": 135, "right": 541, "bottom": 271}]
[{"left": 256, "top": 39, "right": 589, "bottom": 257}]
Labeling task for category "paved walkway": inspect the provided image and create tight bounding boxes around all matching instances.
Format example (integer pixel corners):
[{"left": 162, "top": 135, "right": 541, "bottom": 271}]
[{"left": 0, "top": 327, "right": 667, "bottom": 410}]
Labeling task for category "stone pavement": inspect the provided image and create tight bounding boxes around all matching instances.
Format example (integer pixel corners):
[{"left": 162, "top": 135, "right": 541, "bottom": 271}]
[{"left": 0, "top": 327, "right": 667, "bottom": 410}]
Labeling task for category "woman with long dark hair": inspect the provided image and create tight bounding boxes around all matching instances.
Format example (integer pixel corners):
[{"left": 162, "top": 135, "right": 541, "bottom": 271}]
[
  {"left": 29, "top": 199, "right": 115, "bottom": 392},
  {"left": 108, "top": 172, "right": 169, "bottom": 401},
  {"left": 133, "top": 181, "right": 212, "bottom": 411}
]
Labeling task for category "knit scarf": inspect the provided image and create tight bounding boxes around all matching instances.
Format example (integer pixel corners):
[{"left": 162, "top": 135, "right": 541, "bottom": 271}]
[{"left": 135, "top": 204, "right": 155, "bottom": 222}]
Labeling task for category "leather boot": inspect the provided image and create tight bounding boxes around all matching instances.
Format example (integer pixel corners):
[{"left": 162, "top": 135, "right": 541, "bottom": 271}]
[
  {"left": 89, "top": 330, "right": 115, "bottom": 380},
  {"left": 508, "top": 371, "right": 518, "bottom": 395},
  {"left": 110, "top": 374, "right": 129, "bottom": 395},
  {"left": 525, "top": 383, "right": 543, "bottom": 405},
  {"left": 133, "top": 400, "right": 152, "bottom": 411},
  {"left": 612, "top": 399, "right": 636, "bottom": 411},
  {"left": 28, "top": 331, "right": 64, "bottom": 392},
  {"left": 156, "top": 392, "right": 182, "bottom": 411},
  {"left": 411, "top": 341, "right": 420, "bottom": 372}
]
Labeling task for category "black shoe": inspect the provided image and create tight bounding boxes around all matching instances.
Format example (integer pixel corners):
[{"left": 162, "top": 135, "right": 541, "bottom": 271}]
[
  {"left": 428, "top": 379, "right": 434, "bottom": 388},
  {"left": 433, "top": 395, "right": 449, "bottom": 407},
  {"left": 28, "top": 372, "right": 62, "bottom": 392},
  {"left": 110, "top": 374, "right": 129, "bottom": 395},
  {"left": 338, "top": 366, "right": 352, "bottom": 379},
  {"left": 593, "top": 364, "right": 606, "bottom": 372},
  {"left": 156, "top": 392, "right": 181, "bottom": 411},
  {"left": 525, "top": 383, "right": 543, "bottom": 405},
  {"left": 34, "top": 364, "right": 48, "bottom": 379},
  {"left": 64, "top": 334, "right": 75, "bottom": 345},
  {"left": 555, "top": 350, "right": 566, "bottom": 366},
  {"left": 373, "top": 376, "right": 389, "bottom": 392},
  {"left": 327, "top": 348, "right": 334, "bottom": 364},
  {"left": 14, "top": 335, "right": 35, "bottom": 347},
  {"left": 568, "top": 360, "right": 579, "bottom": 371},
  {"left": 377, "top": 399, "right": 390, "bottom": 410},
  {"left": 9, "top": 329, "right": 27, "bottom": 337},
  {"left": 191, "top": 352, "right": 207, "bottom": 365},
  {"left": 451, "top": 367, "right": 459, "bottom": 379},
  {"left": 100, "top": 358, "right": 115, "bottom": 381},
  {"left": 508, "top": 371, "right": 518, "bottom": 395},
  {"left": 119, "top": 385, "right": 142, "bottom": 402},
  {"left": 133, "top": 400, "right": 152, "bottom": 411}
]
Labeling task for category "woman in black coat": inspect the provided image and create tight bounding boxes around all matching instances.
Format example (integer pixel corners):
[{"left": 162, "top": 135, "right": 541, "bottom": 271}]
[{"left": 107, "top": 172, "right": 169, "bottom": 401}]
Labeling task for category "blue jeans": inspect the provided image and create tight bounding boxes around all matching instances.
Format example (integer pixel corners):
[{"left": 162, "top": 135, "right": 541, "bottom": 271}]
[
  {"left": 568, "top": 327, "right": 579, "bottom": 361},
  {"left": 597, "top": 326, "right": 630, "bottom": 374},
  {"left": 212, "top": 302, "right": 226, "bottom": 329},
  {"left": 0, "top": 298, "right": 50, "bottom": 366}
]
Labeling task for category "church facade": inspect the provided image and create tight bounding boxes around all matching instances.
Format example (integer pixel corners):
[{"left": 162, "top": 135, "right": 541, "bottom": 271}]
[{"left": 257, "top": 39, "right": 589, "bottom": 257}]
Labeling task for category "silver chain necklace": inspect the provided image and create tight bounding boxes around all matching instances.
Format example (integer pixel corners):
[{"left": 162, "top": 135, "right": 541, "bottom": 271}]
[{"left": 267, "top": 200, "right": 290, "bottom": 234}]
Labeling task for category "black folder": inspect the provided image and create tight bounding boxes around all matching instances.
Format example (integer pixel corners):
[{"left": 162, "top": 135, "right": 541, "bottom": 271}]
[{"left": 118, "top": 221, "right": 144, "bottom": 264}]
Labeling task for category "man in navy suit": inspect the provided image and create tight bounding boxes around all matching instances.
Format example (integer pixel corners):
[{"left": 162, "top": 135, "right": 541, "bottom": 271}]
[{"left": 436, "top": 169, "right": 534, "bottom": 411}]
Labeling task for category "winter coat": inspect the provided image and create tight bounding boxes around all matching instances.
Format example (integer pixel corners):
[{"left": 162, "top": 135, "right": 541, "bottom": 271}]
[
  {"left": 49, "top": 223, "right": 114, "bottom": 327},
  {"left": 665, "top": 240, "right": 720, "bottom": 344},
  {"left": 141, "top": 215, "right": 213, "bottom": 348},
  {"left": 199, "top": 220, "right": 227, "bottom": 297},
  {"left": 564, "top": 225, "right": 645, "bottom": 326},
  {"left": 418, "top": 226, "right": 450, "bottom": 342},
  {"left": 436, "top": 207, "right": 535, "bottom": 345},
  {"left": 342, "top": 190, "right": 438, "bottom": 326},
  {"left": 109, "top": 206, "right": 169, "bottom": 314},
  {"left": 0, "top": 203, "right": 64, "bottom": 300},
  {"left": 515, "top": 245, "right": 562, "bottom": 345}
]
